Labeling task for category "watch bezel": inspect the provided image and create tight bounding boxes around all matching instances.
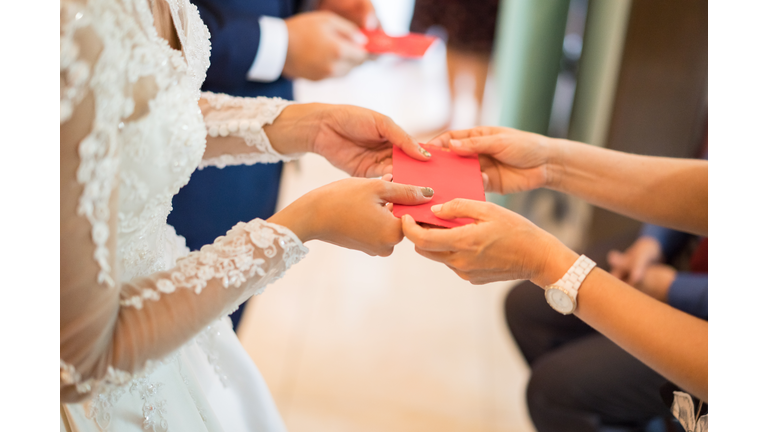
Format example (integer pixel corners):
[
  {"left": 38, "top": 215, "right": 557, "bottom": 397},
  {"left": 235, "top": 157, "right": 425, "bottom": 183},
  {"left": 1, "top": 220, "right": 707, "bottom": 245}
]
[{"left": 544, "top": 285, "right": 577, "bottom": 315}]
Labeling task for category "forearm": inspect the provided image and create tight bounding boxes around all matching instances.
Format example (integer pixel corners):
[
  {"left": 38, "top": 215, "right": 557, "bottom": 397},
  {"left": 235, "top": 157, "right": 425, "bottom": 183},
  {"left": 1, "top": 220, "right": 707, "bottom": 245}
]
[
  {"left": 548, "top": 139, "right": 708, "bottom": 236},
  {"left": 198, "top": 95, "right": 321, "bottom": 167},
  {"left": 574, "top": 268, "right": 708, "bottom": 401}
]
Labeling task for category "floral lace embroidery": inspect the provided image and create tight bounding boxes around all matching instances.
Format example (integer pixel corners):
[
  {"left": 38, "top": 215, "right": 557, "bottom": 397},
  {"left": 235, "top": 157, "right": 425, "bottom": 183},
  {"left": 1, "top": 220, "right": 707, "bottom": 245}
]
[
  {"left": 131, "top": 377, "right": 169, "bottom": 431},
  {"left": 200, "top": 92, "right": 301, "bottom": 168},
  {"left": 81, "top": 353, "right": 180, "bottom": 431},
  {"left": 61, "top": 0, "right": 132, "bottom": 289},
  {"left": 120, "top": 219, "right": 309, "bottom": 308},
  {"left": 195, "top": 319, "right": 231, "bottom": 387}
]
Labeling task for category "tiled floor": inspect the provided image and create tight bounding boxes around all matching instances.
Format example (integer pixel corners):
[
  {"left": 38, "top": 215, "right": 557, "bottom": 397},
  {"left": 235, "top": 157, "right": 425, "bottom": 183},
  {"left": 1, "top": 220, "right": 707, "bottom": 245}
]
[{"left": 236, "top": 14, "right": 536, "bottom": 430}]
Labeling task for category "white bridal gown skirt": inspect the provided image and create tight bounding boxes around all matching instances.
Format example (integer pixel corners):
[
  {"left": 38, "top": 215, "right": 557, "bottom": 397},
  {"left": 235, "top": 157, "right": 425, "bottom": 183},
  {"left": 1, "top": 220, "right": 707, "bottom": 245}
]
[
  {"left": 61, "top": 226, "right": 287, "bottom": 432},
  {"left": 62, "top": 319, "right": 287, "bottom": 432}
]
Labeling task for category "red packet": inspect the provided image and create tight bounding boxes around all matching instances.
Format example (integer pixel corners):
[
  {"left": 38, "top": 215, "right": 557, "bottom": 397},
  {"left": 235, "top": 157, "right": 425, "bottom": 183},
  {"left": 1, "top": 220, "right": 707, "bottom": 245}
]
[
  {"left": 392, "top": 144, "right": 485, "bottom": 228},
  {"left": 361, "top": 29, "right": 437, "bottom": 58}
]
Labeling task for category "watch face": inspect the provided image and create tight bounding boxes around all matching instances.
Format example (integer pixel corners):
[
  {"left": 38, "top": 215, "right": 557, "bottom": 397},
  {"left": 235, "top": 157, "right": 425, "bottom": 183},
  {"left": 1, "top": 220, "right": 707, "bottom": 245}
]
[{"left": 545, "top": 287, "right": 574, "bottom": 314}]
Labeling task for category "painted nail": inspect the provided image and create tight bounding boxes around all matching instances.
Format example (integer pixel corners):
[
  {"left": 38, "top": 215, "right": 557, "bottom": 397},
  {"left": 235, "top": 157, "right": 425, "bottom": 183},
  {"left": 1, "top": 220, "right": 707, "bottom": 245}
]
[
  {"left": 431, "top": 204, "right": 442, "bottom": 213},
  {"left": 450, "top": 139, "right": 462, "bottom": 148},
  {"left": 421, "top": 187, "right": 434, "bottom": 197},
  {"left": 419, "top": 146, "right": 432, "bottom": 158}
]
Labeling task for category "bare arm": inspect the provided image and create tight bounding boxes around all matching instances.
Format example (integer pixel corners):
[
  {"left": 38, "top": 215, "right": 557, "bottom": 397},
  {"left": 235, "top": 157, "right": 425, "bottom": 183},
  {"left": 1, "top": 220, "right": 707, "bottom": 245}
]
[
  {"left": 549, "top": 139, "right": 707, "bottom": 236},
  {"left": 402, "top": 199, "right": 708, "bottom": 401},
  {"left": 428, "top": 127, "right": 707, "bottom": 236}
]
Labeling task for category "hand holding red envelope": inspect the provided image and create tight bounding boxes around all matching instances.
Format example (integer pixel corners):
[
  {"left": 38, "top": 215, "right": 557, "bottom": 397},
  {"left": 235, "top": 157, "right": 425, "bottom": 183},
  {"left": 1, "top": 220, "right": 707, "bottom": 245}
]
[
  {"left": 392, "top": 144, "right": 486, "bottom": 228},
  {"left": 361, "top": 29, "right": 437, "bottom": 58}
]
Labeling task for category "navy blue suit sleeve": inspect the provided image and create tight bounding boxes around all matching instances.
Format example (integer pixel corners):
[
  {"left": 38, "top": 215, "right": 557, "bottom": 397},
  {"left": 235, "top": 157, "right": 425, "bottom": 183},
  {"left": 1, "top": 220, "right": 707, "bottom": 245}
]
[
  {"left": 667, "top": 273, "right": 708, "bottom": 320},
  {"left": 639, "top": 224, "right": 692, "bottom": 261},
  {"left": 193, "top": 0, "right": 264, "bottom": 89}
]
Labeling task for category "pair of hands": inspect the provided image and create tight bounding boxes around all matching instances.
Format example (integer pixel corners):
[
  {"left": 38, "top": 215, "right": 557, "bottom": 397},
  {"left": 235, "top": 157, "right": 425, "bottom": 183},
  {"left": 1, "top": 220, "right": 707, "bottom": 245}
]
[
  {"left": 400, "top": 126, "right": 678, "bottom": 297},
  {"left": 607, "top": 237, "right": 676, "bottom": 302},
  {"left": 283, "top": 0, "right": 378, "bottom": 80},
  {"left": 264, "top": 103, "right": 435, "bottom": 257}
]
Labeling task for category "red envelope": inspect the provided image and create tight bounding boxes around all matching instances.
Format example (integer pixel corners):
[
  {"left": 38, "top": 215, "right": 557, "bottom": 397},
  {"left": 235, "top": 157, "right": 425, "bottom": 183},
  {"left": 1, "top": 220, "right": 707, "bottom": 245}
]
[
  {"left": 361, "top": 29, "right": 437, "bottom": 58},
  {"left": 392, "top": 144, "right": 485, "bottom": 228}
]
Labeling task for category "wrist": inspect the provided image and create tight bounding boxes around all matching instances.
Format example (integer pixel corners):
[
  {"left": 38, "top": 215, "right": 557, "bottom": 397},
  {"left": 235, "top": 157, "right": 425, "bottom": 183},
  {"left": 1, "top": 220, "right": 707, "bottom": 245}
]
[
  {"left": 532, "top": 236, "right": 580, "bottom": 288},
  {"left": 266, "top": 192, "right": 320, "bottom": 243},
  {"left": 264, "top": 103, "right": 325, "bottom": 155},
  {"left": 543, "top": 137, "right": 567, "bottom": 190}
]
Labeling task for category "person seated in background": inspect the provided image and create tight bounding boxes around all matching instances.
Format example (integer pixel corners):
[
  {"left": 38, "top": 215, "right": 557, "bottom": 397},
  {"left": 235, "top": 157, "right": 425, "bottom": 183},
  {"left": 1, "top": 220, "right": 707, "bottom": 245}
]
[
  {"left": 168, "top": 0, "right": 378, "bottom": 331},
  {"left": 504, "top": 221, "right": 707, "bottom": 432},
  {"left": 400, "top": 126, "right": 708, "bottom": 430}
]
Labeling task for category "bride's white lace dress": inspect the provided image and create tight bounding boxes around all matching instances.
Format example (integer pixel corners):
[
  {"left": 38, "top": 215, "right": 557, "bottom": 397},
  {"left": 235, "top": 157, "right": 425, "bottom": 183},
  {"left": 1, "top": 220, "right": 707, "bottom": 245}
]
[{"left": 60, "top": 0, "right": 308, "bottom": 430}]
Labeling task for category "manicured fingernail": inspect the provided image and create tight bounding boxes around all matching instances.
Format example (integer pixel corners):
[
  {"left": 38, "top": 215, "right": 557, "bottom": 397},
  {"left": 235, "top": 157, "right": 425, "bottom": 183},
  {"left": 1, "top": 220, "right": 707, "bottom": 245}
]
[
  {"left": 450, "top": 139, "right": 461, "bottom": 148},
  {"left": 418, "top": 146, "right": 431, "bottom": 158},
  {"left": 431, "top": 204, "right": 442, "bottom": 213},
  {"left": 421, "top": 187, "right": 434, "bottom": 197}
]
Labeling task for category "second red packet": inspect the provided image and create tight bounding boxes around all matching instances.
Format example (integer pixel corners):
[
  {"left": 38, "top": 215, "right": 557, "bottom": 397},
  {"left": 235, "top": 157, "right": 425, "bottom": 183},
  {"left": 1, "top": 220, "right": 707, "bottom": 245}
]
[
  {"left": 361, "top": 29, "right": 437, "bottom": 58},
  {"left": 392, "top": 144, "right": 485, "bottom": 228}
]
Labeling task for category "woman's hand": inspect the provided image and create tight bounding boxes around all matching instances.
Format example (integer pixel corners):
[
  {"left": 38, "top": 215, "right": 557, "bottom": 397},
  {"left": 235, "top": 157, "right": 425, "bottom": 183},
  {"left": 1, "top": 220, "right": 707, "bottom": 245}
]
[
  {"left": 401, "top": 199, "right": 578, "bottom": 286},
  {"left": 268, "top": 178, "right": 434, "bottom": 256},
  {"left": 265, "top": 104, "right": 431, "bottom": 178},
  {"left": 607, "top": 236, "right": 664, "bottom": 286},
  {"left": 426, "top": 126, "right": 558, "bottom": 194}
]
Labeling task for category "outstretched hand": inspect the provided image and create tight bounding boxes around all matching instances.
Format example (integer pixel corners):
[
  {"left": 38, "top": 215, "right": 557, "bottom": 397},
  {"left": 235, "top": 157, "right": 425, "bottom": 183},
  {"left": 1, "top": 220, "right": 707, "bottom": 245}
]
[
  {"left": 269, "top": 178, "right": 434, "bottom": 257},
  {"left": 426, "top": 127, "right": 556, "bottom": 194},
  {"left": 401, "top": 199, "right": 578, "bottom": 286},
  {"left": 265, "top": 104, "right": 432, "bottom": 178},
  {"left": 313, "top": 105, "right": 432, "bottom": 177}
]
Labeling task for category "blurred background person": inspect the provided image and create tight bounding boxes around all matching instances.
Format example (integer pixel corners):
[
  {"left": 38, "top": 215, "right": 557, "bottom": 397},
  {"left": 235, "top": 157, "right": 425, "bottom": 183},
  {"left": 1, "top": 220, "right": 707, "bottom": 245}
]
[
  {"left": 168, "top": 0, "right": 378, "bottom": 331},
  {"left": 410, "top": 0, "right": 499, "bottom": 129}
]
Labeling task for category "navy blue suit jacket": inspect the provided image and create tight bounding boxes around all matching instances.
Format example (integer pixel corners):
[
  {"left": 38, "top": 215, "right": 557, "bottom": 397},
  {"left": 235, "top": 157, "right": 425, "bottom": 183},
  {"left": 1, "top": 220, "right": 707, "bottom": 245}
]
[{"left": 167, "top": 0, "right": 303, "bottom": 329}]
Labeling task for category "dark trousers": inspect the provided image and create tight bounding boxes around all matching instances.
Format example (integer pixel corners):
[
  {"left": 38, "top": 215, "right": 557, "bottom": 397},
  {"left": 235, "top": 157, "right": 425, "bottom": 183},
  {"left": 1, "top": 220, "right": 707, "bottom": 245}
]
[
  {"left": 505, "top": 283, "right": 672, "bottom": 432},
  {"left": 505, "top": 231, "right": 677, "bottom": 431}
]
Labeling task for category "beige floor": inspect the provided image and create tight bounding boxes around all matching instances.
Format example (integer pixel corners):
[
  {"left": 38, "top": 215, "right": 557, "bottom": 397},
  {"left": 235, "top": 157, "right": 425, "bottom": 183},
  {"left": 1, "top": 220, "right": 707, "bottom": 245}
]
[{"left": 236, "top": 19, "right": 536, "bottom": 430}]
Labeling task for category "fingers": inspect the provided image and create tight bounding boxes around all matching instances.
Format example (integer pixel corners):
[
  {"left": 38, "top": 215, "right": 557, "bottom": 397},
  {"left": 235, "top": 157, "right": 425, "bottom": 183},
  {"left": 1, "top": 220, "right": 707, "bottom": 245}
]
[
  {"left": 447, "top": 135, "right": 507, "bottom": 157},
  {"left": 430, "top": 199, "right": 490, "bottom": 221},
  {"left": 414, "top": 246, "right": 452, "bottom": 264},
  {"left": 376, "top": 114, "right": 431, "bottom": 161},
  {"left": 378, "top": 182, "right": 434, "bottom": 205},
  {"left": 628, "top": 263, "right": 646, "bottom": 286},
  {"left": 381, "top": 173, "right": 393, "bottom": 182},
  {"left": 364, "top": 11, "right": 379, "bottom": 30},
  {"left": 327, "top": 13, "right": 368, "bottom": 45},
  {"left": 336, "top": 40, "right": 368, "bottom": 66},
  {"left": 426, "top": 129, "right": 477, "bottom": 148},
  {"left": 607, "top": 250, "right": 628, "bottom": 280},
  {"left": 401, "top": 214, "right": 464, "bottom": 252}
]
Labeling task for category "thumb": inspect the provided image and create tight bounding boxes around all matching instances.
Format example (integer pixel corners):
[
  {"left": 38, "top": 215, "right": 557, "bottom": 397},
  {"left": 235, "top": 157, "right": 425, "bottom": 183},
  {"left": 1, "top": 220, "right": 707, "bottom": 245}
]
[
  {"left": 379, "top": 182, "right": 435, "bottom": 205},
  {"left": 448, "top": 135, "right": 505, "bottom": 157},
  {"left": 431, "top": 199, "right": 490, "bottom": 221},
  {"left": 328, "top": 13, "right": 368, "bottom": 45},
  {"left": 375, "top": 114, "right": 431, "bottom": 161},
  {"left": 607, "top": 250, "right": 627, "bottom": 278}
]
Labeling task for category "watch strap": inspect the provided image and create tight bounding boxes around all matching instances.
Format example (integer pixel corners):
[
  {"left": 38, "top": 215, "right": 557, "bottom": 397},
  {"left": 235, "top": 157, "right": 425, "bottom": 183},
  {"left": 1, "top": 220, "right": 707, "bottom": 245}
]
[{"left": 553, "top": 255, "right": 597, "bottom": 298}]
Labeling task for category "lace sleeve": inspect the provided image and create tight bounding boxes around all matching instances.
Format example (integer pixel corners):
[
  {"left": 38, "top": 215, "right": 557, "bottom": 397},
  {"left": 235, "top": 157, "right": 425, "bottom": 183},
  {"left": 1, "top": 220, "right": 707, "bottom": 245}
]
[
  {"left": 199, "top": 92, "right": 304, "bottom": 168},
  {"left": 60, "top": 1, "right": 308, "bottom": 403}
]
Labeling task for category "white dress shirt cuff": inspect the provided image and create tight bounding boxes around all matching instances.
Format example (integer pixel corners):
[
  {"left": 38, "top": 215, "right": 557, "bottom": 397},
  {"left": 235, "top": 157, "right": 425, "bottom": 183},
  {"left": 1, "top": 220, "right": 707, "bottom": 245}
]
[{"left": 246, "top": 16, "right": 289, "bottom": 82}]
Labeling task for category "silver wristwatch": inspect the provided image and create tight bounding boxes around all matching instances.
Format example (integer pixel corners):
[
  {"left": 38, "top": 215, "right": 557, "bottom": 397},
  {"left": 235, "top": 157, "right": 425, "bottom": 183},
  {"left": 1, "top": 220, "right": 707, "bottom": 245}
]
[{"left": 544, "top": 255, "right": 597, "bottom": 315}]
